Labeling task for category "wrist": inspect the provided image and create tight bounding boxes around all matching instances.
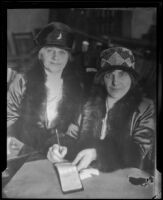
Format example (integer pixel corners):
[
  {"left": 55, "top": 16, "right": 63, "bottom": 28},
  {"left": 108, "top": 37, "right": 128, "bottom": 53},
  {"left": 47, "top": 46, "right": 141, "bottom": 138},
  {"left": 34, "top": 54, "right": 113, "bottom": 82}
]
[{"left": 91, "top": 148, "right": 97, "bottom": 161}]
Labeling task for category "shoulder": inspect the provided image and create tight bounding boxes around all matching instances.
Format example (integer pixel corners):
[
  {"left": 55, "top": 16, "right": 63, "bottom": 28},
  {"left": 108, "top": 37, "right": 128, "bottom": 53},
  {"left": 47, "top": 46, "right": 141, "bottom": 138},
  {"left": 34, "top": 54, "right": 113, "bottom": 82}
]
[
  {"left": 8, "top": 73, "right": 26, "bottom": 94},
  {"left": 137, "top": 97, "right": 155, "bottom": 114},
  {"left": 12, "top": 73, "right": 26, "bottom": 85},
  {"left": 7, "top": 68, "right": 17, "bottom": 83}
]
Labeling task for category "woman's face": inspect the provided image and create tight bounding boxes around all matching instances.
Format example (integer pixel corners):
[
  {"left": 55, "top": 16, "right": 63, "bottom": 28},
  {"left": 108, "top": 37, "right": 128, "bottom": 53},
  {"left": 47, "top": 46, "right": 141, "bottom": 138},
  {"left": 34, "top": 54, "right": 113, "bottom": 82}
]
[
  {"left": 104, "top": 70, "right": 132, "bottom": 100},
  {"left": 39, "top": 46, "right": 69, "bottom": 73}
]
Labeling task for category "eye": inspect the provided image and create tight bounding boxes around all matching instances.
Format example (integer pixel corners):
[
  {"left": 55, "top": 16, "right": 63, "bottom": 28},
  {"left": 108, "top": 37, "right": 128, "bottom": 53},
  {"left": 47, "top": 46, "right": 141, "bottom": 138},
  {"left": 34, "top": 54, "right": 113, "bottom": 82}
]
[
  {"left": 59, "top": 50, "right": 67, "bottom": 55},
  {"left": 118, "top": 71, "right": 127, "bottom": 77},
  {"left": 104, "top": 73, "right": 111, "bottom": 79},
  {"left": 46, "top": 48, "right": 53, "bottom": 53}
]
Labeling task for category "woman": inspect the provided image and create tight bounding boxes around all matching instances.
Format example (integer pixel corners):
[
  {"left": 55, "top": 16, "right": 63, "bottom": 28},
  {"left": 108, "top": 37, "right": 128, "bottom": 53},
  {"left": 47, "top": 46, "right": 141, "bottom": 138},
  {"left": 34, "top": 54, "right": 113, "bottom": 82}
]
[
  {"left": 7, "top": 22, "right": 82, "bottom": 156},
  {"left": 48, "top": 47, "right": 155, "bottom": 174}
]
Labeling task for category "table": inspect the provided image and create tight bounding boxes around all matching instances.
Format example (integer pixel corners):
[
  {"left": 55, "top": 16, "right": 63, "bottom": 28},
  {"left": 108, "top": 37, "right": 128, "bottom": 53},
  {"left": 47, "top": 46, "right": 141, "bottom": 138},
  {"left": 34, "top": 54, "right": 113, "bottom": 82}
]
[{"left": 3, "top": 159, "right": 160, "bottom": 199}]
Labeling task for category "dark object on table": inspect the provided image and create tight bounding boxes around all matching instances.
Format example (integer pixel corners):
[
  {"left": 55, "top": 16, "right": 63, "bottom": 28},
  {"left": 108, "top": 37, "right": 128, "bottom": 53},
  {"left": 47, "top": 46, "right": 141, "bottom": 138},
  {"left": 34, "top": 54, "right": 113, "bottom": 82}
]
[{"left": 128, "top": 176, "right": 154, "bottom": 187}]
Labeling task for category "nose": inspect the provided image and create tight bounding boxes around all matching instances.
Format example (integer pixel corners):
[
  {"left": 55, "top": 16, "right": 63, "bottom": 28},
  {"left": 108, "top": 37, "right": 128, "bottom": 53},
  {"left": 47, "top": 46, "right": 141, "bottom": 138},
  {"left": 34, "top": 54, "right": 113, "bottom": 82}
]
[
  {"left": 52, "top": 50, "right": 57, "bottom": 60},
  {"left": 112, "top": 74, "right": 119, "bottom": 86}
]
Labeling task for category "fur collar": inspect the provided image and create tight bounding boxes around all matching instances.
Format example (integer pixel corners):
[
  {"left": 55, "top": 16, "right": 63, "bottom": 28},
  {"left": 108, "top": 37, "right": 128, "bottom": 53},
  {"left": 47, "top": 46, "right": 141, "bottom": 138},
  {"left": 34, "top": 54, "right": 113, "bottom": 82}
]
[
  {"left": 20, "top": 58, "right": 82, "bottom": 133},
  {"left": 80, "top": 84, "right": 143, "bottom": 139}
]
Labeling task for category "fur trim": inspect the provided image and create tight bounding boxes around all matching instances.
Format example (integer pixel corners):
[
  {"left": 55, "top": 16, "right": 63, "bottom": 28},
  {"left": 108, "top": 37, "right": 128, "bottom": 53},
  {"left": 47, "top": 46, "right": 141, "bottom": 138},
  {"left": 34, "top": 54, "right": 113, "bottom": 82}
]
[
  {"left": 80, "top": 84, "right": 143, "bottom": 140},
  {"left": 14, "top": 57, "right": 82, "bottom": 150},
  {"left": 78, "top": 84, "right": 144, "bottom": 172}
]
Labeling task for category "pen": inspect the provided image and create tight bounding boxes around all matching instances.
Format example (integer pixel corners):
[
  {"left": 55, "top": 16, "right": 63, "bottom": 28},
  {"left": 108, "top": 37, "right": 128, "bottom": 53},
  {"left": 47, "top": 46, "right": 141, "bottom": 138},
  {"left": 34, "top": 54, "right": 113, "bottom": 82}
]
[{"left": 56, "top": 129, "right": 61, "bottom": 153}]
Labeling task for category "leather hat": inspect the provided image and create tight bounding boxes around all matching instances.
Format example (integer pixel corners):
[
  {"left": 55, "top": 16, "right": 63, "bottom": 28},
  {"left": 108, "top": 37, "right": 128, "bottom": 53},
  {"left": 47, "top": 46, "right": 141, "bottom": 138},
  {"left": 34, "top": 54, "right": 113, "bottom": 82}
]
[{"left": 34, "top": 22, "right": 74, "bottom": 51}]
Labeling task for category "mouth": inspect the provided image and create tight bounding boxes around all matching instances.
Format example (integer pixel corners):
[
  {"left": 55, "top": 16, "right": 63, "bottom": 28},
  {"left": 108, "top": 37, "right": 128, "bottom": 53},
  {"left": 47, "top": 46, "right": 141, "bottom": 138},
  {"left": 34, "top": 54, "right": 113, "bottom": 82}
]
[
  {"left": 50, "top": 62, "right": 61, "bottom": 65},
  {"left": 110, "top": 87, "right": 121, "bottom": 90}
]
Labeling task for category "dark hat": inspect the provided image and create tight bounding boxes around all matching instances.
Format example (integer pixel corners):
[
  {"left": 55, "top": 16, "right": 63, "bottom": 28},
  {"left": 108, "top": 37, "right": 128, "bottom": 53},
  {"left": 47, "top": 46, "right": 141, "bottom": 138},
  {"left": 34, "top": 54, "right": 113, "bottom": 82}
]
[
  {"left": 95, "top": 47, "right": 138, "bottom": 83},
  {"left": 34, "top": 22, "right": 74, "bottom": 51}
]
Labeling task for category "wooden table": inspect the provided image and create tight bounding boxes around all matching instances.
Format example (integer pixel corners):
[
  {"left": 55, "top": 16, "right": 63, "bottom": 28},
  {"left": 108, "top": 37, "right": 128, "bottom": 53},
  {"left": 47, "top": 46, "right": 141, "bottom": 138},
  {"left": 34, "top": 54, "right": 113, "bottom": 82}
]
[{"left": 3, "top": 159, "right": 159, "bottom": 199}]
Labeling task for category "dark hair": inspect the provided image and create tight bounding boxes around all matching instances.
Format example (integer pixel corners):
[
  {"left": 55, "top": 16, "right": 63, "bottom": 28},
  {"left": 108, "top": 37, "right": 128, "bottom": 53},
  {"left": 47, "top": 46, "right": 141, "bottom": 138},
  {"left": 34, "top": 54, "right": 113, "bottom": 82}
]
[
  {"left": 90, "top": 70, "right": 143, "bottom": 103},
  {"left": 128, "top": 72, "right": 139, "bottom": 90},
  {"left": 97, "top": 69, "right": 138, "bottom": 87}
]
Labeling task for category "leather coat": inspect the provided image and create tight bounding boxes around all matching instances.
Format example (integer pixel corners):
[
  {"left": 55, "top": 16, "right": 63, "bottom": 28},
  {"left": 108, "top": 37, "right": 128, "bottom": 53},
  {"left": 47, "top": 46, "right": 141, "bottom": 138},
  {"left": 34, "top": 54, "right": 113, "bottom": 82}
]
[
  {"left": 75, "top": 85, "right": 156, "bottom": 173},
  {"left": 7, "top": 59, "right": 83, "bottom": 153}
]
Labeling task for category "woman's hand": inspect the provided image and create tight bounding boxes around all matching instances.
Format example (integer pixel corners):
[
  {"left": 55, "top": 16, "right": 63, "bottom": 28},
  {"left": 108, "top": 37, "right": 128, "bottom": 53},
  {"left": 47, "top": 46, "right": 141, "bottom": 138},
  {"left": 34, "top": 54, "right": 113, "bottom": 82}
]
[
  {"left": 47, "top": 144, "right": 67, "bottom": 163},
  {"left": 72, "top": 148, "right": 97, "bottom": 171},
  {"left": 66, "top": 123, "right": 79, "bottom": 139}
]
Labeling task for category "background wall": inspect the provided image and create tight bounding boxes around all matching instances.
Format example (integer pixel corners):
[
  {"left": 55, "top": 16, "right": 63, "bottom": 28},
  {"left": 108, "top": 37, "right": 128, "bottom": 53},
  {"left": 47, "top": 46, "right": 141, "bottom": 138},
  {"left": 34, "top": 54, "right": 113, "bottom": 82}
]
[
  {"left": 7, "top": 8, "right": 156, "bottom": 55},
  {"left": 131, "top": 8, "right": 156, "bottom": 38},
  {"left": 7, "top": 9, "right": 50, "bottom": 54}
]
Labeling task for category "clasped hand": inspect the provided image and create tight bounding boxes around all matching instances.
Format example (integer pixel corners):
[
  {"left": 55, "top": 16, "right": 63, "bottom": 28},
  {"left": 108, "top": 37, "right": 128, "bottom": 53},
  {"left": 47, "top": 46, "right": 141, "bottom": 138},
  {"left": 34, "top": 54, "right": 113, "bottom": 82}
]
[{"left": 47, "top": 144, "right": 67, "bottom": 163}]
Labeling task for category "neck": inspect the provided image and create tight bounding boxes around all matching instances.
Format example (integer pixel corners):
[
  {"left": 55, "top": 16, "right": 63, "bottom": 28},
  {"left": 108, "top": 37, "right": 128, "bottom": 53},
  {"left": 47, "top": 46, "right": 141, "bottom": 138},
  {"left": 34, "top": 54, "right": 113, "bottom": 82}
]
[
  {"left": 45, "top": 70, "right": 63, "bottom": 79},
  {"left": 106, "top": 96, "right": 118, "bottom": 109}
]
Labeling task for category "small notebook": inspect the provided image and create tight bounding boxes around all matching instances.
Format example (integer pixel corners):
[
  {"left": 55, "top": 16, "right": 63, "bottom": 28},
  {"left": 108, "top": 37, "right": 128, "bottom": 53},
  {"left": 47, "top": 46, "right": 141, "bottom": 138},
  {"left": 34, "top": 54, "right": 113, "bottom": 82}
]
[{"left": 54, "top": 162, "right": 83, "bottom": 194}]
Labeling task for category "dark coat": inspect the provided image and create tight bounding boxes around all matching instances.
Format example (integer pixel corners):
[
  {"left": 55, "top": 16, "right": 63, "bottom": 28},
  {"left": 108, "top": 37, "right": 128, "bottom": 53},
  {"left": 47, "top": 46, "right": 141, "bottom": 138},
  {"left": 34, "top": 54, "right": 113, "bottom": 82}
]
[
  {"left": 75, "top": 84, "right": 155, "bottom": 173},
  {"left": 7, "top": 58, "right": 83, "bottom": 152}
]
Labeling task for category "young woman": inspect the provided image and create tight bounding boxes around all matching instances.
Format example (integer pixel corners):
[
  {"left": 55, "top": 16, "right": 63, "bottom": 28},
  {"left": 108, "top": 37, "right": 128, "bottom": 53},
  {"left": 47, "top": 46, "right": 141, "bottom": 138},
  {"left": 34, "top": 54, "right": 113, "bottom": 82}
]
[
  {"left": 48, "top": 47, "right": 155, "bottom": 174},
  {"left": 7, "top": 22, "right": 82, "bottom": 156}
]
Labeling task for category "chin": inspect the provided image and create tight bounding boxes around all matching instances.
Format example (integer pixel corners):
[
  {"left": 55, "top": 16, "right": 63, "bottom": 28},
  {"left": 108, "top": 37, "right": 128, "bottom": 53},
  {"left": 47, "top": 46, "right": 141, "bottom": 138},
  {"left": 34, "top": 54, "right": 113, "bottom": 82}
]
[
  {"left": 46, "top": 67, "right": 62, "bottom": 72},
  {"left": 52, "top": 69, "right": 63, "bottom": 73},
  {"left": 110, "top": 92, "right": 125, "bottom": 100}
]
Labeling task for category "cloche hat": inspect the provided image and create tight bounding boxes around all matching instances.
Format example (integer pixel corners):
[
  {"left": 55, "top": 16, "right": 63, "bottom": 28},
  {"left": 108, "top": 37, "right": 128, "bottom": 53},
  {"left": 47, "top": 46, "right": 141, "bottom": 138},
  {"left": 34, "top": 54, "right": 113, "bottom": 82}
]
[{"left": 95, "top": 47, "right": 138, "bottom": 83}]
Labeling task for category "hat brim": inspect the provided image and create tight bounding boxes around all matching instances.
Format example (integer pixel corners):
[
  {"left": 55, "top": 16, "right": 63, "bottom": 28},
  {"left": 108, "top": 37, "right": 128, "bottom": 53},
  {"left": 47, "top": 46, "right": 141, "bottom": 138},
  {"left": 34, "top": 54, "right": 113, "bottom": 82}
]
[
  {"left": 94, "top": 65, "right": 138, "bottom": 84},
  {"left": 32, "top": 42, "right": 72, "bottom": 53},
  {"left": 41, "top": 43, "right": 72, "bottom": 51}
]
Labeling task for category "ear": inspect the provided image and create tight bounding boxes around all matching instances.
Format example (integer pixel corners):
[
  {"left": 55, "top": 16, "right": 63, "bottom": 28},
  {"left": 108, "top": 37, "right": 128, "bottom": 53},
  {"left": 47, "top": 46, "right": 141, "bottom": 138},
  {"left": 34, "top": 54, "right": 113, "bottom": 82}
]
[
  {"left": 68, "top": 53, "right": 73, "bottom": 62},
  {"left": 94, "top": 74, "right": 105, "bottom": 85},
  {"left": 38, "top": 48, "right": 44, "bottom": 61},
  {"left": 129, "top": 73, "right": 138, "bottom": 89},
  {"left": 100, "top": 78, "right": 105, "bottom": 86}
]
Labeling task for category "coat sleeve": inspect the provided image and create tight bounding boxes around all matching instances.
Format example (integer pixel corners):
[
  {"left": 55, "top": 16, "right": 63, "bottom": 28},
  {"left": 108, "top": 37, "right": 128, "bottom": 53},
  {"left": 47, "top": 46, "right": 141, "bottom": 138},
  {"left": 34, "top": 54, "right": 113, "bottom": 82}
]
[
  {"left": 95, "top": 98, "right": 156, "bottom": 172},
  {"left": 7, "top": 73, "right": 26, "bottom": 135},
  {"left": 127, "top": 98, "right": 155, "bottom": 166}
]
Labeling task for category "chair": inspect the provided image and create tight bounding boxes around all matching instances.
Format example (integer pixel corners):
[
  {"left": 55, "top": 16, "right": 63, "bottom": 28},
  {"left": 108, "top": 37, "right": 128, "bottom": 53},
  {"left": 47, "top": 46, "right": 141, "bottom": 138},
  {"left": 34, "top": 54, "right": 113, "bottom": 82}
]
[{"left": 12, "top": 32, "right": 35, "bottom": 56}]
